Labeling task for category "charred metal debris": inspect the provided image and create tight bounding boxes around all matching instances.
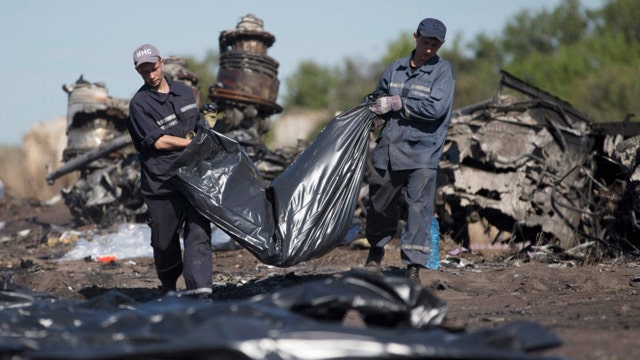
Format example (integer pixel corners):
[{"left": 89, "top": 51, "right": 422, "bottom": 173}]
[{"left": 438, "top": 70, "right": 639, "bottom": 259}]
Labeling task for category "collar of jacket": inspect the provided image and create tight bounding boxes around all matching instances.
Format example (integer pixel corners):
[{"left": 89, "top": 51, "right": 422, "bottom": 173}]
[{"left": 397, "top": 51, "right": 441, "bottom": 74}]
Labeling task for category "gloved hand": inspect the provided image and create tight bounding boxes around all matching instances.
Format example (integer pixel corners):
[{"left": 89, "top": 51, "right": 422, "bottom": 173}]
[{"left": 370, "top": 95, "right": 402, "bottom": 114}]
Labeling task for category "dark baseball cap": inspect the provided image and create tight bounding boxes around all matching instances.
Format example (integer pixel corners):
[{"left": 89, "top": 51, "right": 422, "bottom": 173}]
[
  {"left": 132, "top": 44, "right": 161, "bottom": 68},
  {"left": 417, "top": 18, "right": 446, "bottom": 43}
]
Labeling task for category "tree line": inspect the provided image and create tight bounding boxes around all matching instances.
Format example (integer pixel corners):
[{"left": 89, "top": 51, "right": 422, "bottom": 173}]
[
  {"left": 283, "top": 0, "right": 639, "bottom": 125},
  {"left": 185, "top": 0, "right": 639, "bottom": 134}
]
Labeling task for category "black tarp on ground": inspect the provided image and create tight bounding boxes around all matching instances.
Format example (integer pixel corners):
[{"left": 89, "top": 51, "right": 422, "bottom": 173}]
[
  {"left": 0, "top": 270, "right": 563, "bottom": 359},
  {"left": 170, "top": 104, "right": 374, "bottom": 267}
]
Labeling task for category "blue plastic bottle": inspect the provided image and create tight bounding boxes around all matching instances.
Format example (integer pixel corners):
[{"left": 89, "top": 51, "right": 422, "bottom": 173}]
[{"left": 426, "top": 217, "right": 440, "bottom": 269}]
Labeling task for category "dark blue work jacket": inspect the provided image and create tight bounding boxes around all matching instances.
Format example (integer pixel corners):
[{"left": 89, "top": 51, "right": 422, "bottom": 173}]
[
  {"left": 128, "top": 77, "right": 200, "bottom": 196},
  {"left": 371, "top": 52, "right": 455, "bottom": 171}
]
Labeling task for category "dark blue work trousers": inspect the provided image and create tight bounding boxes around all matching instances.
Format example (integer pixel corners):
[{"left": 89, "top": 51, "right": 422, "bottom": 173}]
[
  {"left": 366, "top": 166, "right": 437, "bottom": 267},
  {"left": 144, "top": 193, "right": 212, "bottom": 292}
]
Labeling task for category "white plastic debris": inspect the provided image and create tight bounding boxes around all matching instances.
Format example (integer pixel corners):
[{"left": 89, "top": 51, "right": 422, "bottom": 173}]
[
  {"left": 44, "top": 194, "right": 62, "bottom": 206},
  {"left": 59, "top": 223, "right": 240, "bottom": 262},
  {"left": 58, "top": 223, "right": 152, "bottom": 261}
]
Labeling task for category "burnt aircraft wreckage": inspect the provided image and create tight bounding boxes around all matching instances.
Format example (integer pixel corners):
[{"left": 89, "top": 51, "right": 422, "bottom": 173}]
[
  {"left": 438, "top": 70, "right": 640, "bottom": 258},
  {"left": 210, "top": 13, "right": 282, "bottom": 141}
]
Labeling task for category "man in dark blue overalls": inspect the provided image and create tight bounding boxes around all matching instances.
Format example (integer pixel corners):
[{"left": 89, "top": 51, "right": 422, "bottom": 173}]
[
  {"left": 127, "top": 44, "right": 212, "bottom": 299},
  {"left": 365, "top": 18, "right": 455, "bottom": 283}
]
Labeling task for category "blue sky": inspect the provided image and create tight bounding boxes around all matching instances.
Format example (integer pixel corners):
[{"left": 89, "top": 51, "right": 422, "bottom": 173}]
[{"left": 1, "top": 0, "right": 603, "bottom": 146}]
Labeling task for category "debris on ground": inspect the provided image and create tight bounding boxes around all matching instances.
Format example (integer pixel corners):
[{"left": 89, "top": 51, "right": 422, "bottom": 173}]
[{"left": 438, "top": 70, "right": 640, "bottom": 260}]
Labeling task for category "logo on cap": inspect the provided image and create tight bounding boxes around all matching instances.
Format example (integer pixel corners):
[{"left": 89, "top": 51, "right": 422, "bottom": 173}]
[
  {"left": 135, "top": 48, "right": 154, "bottom": 59},
  {"left": 133, "top": 44, "right": 160, "bottom": 67}
]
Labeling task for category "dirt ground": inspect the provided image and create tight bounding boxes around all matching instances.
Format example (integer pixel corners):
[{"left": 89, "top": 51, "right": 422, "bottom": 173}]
[{"left": 1, "top": 194, "right": 639, "bottom": 360}]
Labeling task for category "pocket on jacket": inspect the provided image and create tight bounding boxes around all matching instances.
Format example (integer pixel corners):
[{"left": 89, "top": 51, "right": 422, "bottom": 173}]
[{"left": 406, "top": 131, "right": 436, "bottom": 148}]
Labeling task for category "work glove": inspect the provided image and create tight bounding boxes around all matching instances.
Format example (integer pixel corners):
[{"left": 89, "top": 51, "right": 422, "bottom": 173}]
[{"left": 370, "top": 95, "right": 402, "bottom": 115}]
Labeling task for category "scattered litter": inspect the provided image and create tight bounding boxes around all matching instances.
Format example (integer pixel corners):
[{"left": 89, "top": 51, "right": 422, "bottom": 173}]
[
  {"left": 565, "top": 241, "right": 598, "bottom": 259},
  {"left": 58, "top": 223, "right": 247, "bottom": 262},
  {"left": 47, "top": 230, "right": 83, "bottom": 246},
  {"left": 349, "top": 237, "right": 370, "bottom": 250},
  {"left": 441, "top": 256, "right": 474, "bottom": 268},
  {"left": 16, "top": 229, "right": 30, "bottom": 237},
  {"left": 547, "top": 261, "right": 577, "bottom": 269},
  {"left": 470, "top": 242, "right": 528, "bottom": 252},
  {"left": 58, "top": 223, "right": 151, "bottom": 262},
  {"left": 96, "top": 255, "right": 116, "bottom": 263},
  {"left": 448, "top": 246, "right": 468, "bottom": 256},
  {"left": 44, "top": 194, "right": 61, "bottom": 206}
]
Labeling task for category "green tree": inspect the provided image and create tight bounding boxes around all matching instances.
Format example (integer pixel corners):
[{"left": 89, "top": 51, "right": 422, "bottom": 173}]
[
  {"left": 440, "top": 33, "right": 499, "bottom": 108},
  {"left": 184, "top": 49, "right": 219, "bottom": 102},
  {"left": 379, "top": 32, "right": 415, "bottom": 67},
  {"left": 283, "top": 61, "right": 339, "bottom": 110},
  {"left": 280, "top": 0, "right": 640, "bottom": 129},
  {"left": 501, "top": 0, "right": 640, "bottom": 122},
  {"left": 333, "top": 58, "right": 381, "bottom": 110},
  {"left": 501, "top": 0, "right": 588, "bottom": 62},
  {"left": 597, "top": 0, "right": 640, "bottom": 43}
]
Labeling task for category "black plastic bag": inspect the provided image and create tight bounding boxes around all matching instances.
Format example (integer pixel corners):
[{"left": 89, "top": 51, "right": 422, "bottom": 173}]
[
  {"left": 0, "top": 270, "right": 563, "bottom": 359},
  {"left": 171, "top": 104, "right": 375, "bottom": 266}
]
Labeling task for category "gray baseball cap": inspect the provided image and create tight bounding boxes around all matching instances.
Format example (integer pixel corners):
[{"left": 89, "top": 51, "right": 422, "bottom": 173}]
[
  {"left": 132, "top": 44, "right": 161, "bottom": 68},
  {"left": 417, "top": 18, "right": 446, "bottom": 43}
]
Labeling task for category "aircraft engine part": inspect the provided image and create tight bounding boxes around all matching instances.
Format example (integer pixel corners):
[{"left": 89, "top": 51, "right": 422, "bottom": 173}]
[{"left": 209, "top": 13, "right": 283, "bottom": 142}]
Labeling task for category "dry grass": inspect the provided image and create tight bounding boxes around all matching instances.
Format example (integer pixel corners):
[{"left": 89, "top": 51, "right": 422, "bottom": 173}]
[
  {"left": 0, "top": 117, "right": 77, "bottom": 201},
  {"left": 267, "top": 108, "right": 331, "bottom": 148}
]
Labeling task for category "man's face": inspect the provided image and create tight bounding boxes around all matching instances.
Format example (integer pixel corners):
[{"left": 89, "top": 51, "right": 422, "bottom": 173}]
[
  {"left": 136, "top": 59, "right": 163, "bottom": 88},
  {"left": 413, "top": 34, "right": 442, "bottom": 65}
]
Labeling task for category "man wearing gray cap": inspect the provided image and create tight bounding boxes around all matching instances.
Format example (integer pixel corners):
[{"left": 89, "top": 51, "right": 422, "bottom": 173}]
[
  {"left": 364, "top": 18, "right": 455, "bottom": 283},
  {"left": 127, "top": 44, "right": 213, "bottom": 299}
]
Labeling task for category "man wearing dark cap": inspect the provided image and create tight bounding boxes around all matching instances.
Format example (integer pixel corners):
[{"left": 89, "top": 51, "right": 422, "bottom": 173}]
[
  {"left": 127, "top": 44, "right": 213, "bottom": 299},
  {"left": 364, "top": 18, "right": 455, "bottom": 283}
]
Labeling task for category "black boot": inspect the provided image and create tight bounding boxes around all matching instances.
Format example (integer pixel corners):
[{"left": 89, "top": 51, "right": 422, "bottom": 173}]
[
  {"left": 405, "top": 264, "right": 420, "bottom": 283},
  {"left": 364, "top": 246, "right": 385, "bottom": 272}
]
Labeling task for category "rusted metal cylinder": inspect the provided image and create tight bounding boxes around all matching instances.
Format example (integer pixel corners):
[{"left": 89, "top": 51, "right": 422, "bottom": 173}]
[
  {"left": 64, "top": 77, "right": 108, "bottom": 130},
  {"left": 210, "top": 13, "right": 282, "bottom": 116},
  {"left": 217, "top": 52, "right": 280, "bottom": 105},
  {"left": 218, "top": 13, "right": 274, "bottom": 54},
  {"left": 62, "top": 76, "right": 124, "bottom": 161}
]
